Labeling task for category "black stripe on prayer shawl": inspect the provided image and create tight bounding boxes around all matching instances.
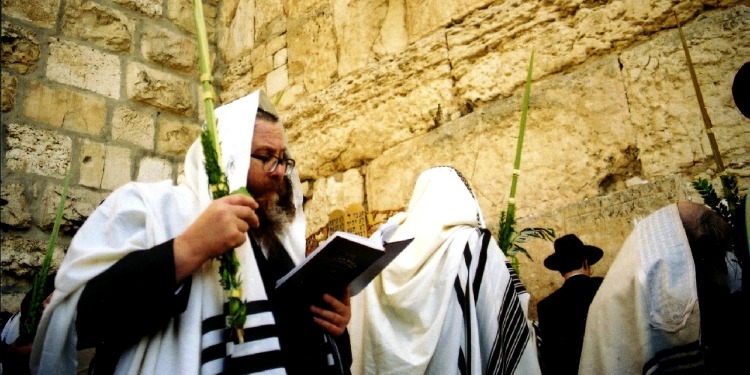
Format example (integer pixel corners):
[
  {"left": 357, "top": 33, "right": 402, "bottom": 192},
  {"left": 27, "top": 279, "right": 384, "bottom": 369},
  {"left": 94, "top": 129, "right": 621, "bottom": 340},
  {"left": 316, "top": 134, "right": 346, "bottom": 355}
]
[
  {"left": 643, "top": 341, "right": 704, "bottom": 375},
  {"left": 472, "top": 229, "right": 491, "bottom": 303},
  {"left": 454, "top": 241, "right": 474, "bottom": 375},
  {"left": 486, "top": 277, "right": 529, "bottom": 375},
  {"left": 504, "top": 262, "right": 527, "bottom": 295},
  {"left": 200, "top": 299, "right": 285, "bottom": 373}
]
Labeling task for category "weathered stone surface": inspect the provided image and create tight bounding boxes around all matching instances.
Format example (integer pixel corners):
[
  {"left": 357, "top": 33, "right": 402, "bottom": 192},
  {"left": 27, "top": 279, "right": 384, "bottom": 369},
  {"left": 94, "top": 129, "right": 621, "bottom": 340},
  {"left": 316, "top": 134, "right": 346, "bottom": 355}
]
[
  {"left": 102, "top": 146, "right": 132, "bottom": 190},
  {"left": 266, "top": 65, "right": 288, "bottom": 97},
  {"left": 79, "top": 139, "right": 106, "bottom": 189},
  {"left": 365, "top": 56, "right": 633, "bottom": 227},
  {"left": 142, "top": 23, "right": 198, "bottom": 73},
  {"left": 1, "top": 0, "right": 60, "bottom": 28},
  {"left": 1, "top": 71, "right": 17, "bottom": 111},
  {"left": 112, "top": 106, "right": 155, "bottom": 149},
  {"left": 38, "top": 184, "right": 107, "bottom": 233},
  {"left": 219, "top": 0, "right": 256, "bottom": 62},
  {"left": 126, "top": 62, "right": 195, "bottom": 116},
  {"left": 405, "top": 0, "right": 494, "bottom": 44},
  {"left": 113, "top": 0, "right": 162, "bottom": 17},
  {"left": 0, "top": 235, "right": 65, "bottom": 279},
  {"left": 62, "top": 0, "right": 134, "bottom": 52},
  {"left": 137, "top": 157, "right": 173, "bottom": 182},
  {"left": 157, "top": 117, "right": 201, "bottom": 155},
  {"left": 1, "top": 183, "right": 32, "bottom": 229},
  {"left": 23, "top": 81, "right": 107, "bottom": 135},
  {"left": 332, "top": 0, "right": 388, "bottom": 77},
  {"left": 304, "top": 169, "right": 365, "bottom": 236},
  {"left": 1, "top": 22, "right": 41, "bottom": 74},
  {"left": 46, "top": 38, "right": 121, "bottom": 98},
  {"left": 621, "top": 6, "right": 750, "bottom": 176},
  {"left": 4, "top": 123, "right": 72, "bottom": 178},
  {"left": 285, "top": 32, "right": 454, "bottom": 179},
  {"left": 273, "top": 47, "right": 287, "bottom": 69},
  {"left": 255, "top": 1, "right": 285, "bottom": 43},
  {"left": 166, "top": 0, "right": 216, "bottom": 42},
  {"left": 287, "top": 5, "right": 338, "bottom": 93}
]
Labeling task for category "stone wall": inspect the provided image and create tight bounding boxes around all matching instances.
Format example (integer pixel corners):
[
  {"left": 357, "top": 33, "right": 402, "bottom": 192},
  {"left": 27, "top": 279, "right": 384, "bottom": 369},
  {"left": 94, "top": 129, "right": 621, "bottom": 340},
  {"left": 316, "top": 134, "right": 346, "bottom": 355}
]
[{"left": 2, "top": 0, "right": 749, "bottom": 322}]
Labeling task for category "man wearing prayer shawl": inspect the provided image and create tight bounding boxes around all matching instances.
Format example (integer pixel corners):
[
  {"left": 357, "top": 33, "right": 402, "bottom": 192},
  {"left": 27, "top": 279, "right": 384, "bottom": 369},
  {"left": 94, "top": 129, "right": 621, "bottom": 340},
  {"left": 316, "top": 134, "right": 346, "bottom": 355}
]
[
  {"left": 348, "top": 166, "right": 542, "bottom": 375},
  {"left": 30, "top": 90, "right": 353, "bottom": 375},
  {"left": 578, "top": 201, "right": 746, "bottom": 374}
]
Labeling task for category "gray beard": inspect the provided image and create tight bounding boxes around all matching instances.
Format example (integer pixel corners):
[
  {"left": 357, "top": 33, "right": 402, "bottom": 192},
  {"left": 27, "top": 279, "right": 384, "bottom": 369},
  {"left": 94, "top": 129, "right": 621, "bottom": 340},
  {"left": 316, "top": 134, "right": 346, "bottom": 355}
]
[{"left": 252, "top": 180, "right": 296, "bottom": 250}]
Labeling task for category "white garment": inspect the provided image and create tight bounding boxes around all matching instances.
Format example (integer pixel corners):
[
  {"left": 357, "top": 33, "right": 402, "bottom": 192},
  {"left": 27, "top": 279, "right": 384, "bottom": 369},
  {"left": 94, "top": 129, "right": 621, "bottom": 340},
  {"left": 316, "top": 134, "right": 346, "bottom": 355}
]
[
  {"left": 578, "top": 204, "right": 701, "bottom": 375},
  {"left": 349, "top": 166, "right": 541, "bottom": 375},
  {"left": 30, "top": 91, "right": 306, "bottom": 375}
]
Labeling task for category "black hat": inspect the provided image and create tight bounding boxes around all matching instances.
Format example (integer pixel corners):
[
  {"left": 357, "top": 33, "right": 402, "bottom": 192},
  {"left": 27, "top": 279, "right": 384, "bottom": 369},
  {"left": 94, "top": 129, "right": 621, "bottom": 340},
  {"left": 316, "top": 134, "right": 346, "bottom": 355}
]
[{"left": 543, "top": 234, "right": 603, "bottom": 271}]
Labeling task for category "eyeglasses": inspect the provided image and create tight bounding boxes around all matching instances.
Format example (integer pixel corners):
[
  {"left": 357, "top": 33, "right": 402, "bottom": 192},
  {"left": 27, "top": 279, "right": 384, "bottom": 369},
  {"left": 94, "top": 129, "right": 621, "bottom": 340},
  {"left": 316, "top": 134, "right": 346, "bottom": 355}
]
[{"left": 251, "top": 154, "right": 296, "bottom": 175}]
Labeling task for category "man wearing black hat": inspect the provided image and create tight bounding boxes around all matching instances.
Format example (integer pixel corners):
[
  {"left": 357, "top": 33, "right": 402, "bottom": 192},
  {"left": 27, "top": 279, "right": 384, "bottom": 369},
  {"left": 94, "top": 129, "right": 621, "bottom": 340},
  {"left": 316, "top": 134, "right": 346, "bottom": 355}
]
[{"left": 536, "top": 234, "right": 604, "bottom": 375}]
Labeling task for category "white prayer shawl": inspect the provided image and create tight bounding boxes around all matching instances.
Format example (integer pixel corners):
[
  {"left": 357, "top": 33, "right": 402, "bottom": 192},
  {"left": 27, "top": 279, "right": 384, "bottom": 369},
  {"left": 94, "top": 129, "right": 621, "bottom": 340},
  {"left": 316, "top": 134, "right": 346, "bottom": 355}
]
[
  {"left": 349, "top": 166, "right": 541, "bottom": 375},
  {"left": 30, "top": 91, "right": 306, "bottom": 375},
  {"left": 578, "top": 204, "right": 702, "bottom": 375}
]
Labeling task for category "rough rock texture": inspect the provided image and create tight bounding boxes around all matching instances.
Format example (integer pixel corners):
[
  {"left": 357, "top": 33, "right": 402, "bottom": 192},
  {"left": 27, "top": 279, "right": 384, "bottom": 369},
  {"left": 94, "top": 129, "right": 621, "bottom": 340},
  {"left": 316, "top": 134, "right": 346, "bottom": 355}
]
[{"left": 1, "top": 0, "right": 748, "bottom": 328}]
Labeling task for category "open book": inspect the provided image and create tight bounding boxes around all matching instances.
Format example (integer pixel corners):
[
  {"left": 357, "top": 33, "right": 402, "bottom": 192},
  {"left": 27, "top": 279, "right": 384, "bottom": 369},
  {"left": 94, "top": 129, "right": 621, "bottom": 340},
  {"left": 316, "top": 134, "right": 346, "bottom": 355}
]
[{"left": 275, "top": 231, "right": 413, "bottom": 303}]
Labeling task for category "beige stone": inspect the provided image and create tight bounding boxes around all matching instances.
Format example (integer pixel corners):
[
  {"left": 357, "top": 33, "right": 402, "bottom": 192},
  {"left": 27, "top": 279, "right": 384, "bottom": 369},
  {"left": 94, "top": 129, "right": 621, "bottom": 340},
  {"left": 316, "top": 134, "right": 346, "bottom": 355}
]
[
  {"left": 332, "top": 0, "right": 388, "bottom": 77},
  {"left": 219, "top": 0, "right": 255, "bottom": 62},
  {"left": 304, "top": 169, "right": 365, "bottom": 237},
  {"left": 102, "top": 146, "right": 132, "bottom": 190},
  {"left": 4, "top": 123, "right": 72, "bottom": 178},
  {"left": 142, "top": 23, "right": 198, "bottom": 73},
  {"left": 166, "top": 0, "right": 216, "bottom": 42},
  {"left": 287, "top": 5, "right": 338, "bottom": 93},
  {"left": 157, "top": 118, "right": 201, "bottom": 155},
  {"left": 1, "top": 22, "right": 41, "bottom": 74},
  {"left": 273, "top": 48, "right": 287, "bottom": 69},
  {"left": 266, "top": 65, "right": 288, "bottom": 97},
  {"left": 1, "top": 71, "right": 17, "bottom": 112},
  {"left": 0, "top": 0, "right": 60, "bottom": 28},
  {"left": 113, "top": 0, "right": 162, "bottom": 17},
  {"left": 79, "top": 140, "right": 106, "bottom": 189},
  {"left": 137, "top": 157, "right": 173, "bottom": 182},
  {"left": 254, "top": 0, "right": 285, "bottom": 42},
  {"left": 1, "top": 183, "right": 32, "bottom": 229},
  {"left": 38, "top": 184, "right": 108, "bottom": 232},
  {"left": 62, "top": 0, "right": 134, "bottom": 52},
  {"left": 112, "top": 106, "right": 156, "bottom": 149},
  {"left": 0, "top": 236, "right": 65, "bottom": 279},
  {"left": 126, "top": 62, "right": 195, "bottom": 116},
  {"left": 23, "top": 81, "right": 107, "bottom": 135},
  {"left": 46, "top": 38, "right": 121, "bottom": 98}
]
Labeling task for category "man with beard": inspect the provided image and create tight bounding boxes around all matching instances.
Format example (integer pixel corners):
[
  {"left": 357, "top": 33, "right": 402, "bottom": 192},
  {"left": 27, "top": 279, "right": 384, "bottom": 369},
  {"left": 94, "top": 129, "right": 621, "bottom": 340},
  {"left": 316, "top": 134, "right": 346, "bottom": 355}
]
[{"left": 30, "top": 91, "right": 352, "bottom": 375}]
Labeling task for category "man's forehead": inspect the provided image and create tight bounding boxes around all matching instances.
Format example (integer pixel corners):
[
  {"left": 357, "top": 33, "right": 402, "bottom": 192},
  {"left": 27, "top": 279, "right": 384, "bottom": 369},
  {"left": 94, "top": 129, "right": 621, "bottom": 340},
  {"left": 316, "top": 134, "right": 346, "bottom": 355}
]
[{"left": 252, "top": 119, "right": 285, "bottom": 149}]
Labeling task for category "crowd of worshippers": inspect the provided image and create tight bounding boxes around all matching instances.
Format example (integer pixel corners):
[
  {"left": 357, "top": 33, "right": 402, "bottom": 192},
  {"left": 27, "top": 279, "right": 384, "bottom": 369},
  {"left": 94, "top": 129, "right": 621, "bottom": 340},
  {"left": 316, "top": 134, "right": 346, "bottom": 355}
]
[{"left": 2, "top": 62, "right": 749, "bottom": 375}]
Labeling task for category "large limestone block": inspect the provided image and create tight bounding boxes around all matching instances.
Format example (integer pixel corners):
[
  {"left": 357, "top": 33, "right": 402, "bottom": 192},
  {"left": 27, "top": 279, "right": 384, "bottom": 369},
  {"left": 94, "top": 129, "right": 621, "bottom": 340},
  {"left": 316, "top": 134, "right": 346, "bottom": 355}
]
[
  {"left": 4, "top": 123, "right": 72, "bottom": 178},
  {"left": 112, "top": 106, "right": 156, "bottom": 150},
  {"left": 1, "top": 22, "right": 41, "bottom": 74},
  {"left": 157, "top": 117, "right": 201, "bottom": 156},
  {"left": 446, "top": 0, "right": 727, "bottom": 106},
  {"left": 113, "top": 0, "right": 162, "bottom": 17},
  {"left": 621, "top": 6, "right": 750, "bottom": 177},
  {"left": 0, "top": 235, "right": 65, "bottom": 280},
  {"left": 285, "top": 33, "right": 454, "bottom": 179},
  {"left": 405, "top": 0, "right": 494, "bottom": 43},
  {"left": 38, "top": 184, "right": 108, "bottom": 233},
  {"left": 365, "top": 56, "right": 634, "bottom": 226},
  {"left": 303, "top": 168, "right": 366, "bottom": 237},
  {"left": 332, "top": 0, "right": 388, "bottom": 77},
  {"left": 1, "top": 183, "right": 32, "bottom": 229},
  {"left": 137, "top": 157, "right": 174, "bottom": 182},
  {"left": 142, "top": 24, "right": 198, "bottom": 73},
  {"left": 1, "top": 0, "right": 60, "bottom": 28},
  {"left": 79, "top": 139, "right": 107, "bottom": 189},
  {"left": 23, "top": 82, "right": 107, "bottom": 135},
  {"left": 287, "top": 4, "right": 338, "bottom": 93},
  {"left": 126, "top": 62, "right": 195, "bottom": 116},
  {"left": 102, "top": 146, "right": 133, "bottom": 191},
  {"left": 46, "top": 38, "right": 121, "bottom": 99},
  {"left": 62, "top": 0, "right": 134, "bottom": 52},
  {"left": 167, "top": 0, "right": 217, "bottom": 42}
]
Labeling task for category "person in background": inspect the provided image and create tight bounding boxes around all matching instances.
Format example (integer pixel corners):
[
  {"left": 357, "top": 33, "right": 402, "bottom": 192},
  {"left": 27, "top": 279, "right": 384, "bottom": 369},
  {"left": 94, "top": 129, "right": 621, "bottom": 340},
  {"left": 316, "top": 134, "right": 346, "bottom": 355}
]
[
  {"left": 536, "top": 235, "right": 604, "bottom": 375},
  {"left": 31, "top": 90, "right": 352, "bottom": 375},
  {"left": 348, "top": 166, "right": 542, "bottom": 374},
  {"left": 579, "top": 202, "right": 745, "bottom": 374}
]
